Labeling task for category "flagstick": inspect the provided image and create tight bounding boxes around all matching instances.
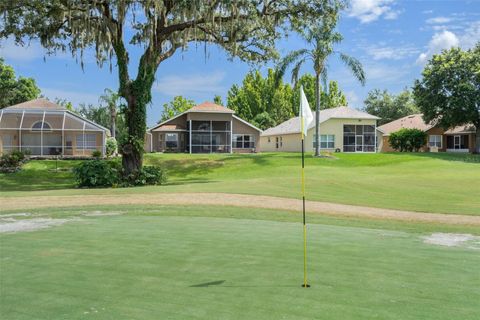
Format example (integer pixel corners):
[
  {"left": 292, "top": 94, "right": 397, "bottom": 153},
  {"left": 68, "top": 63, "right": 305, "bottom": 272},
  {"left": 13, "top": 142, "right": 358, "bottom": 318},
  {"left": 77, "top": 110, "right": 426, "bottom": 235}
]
[{"left": 301, "top": 119, "right": 310, "bottom": 288}]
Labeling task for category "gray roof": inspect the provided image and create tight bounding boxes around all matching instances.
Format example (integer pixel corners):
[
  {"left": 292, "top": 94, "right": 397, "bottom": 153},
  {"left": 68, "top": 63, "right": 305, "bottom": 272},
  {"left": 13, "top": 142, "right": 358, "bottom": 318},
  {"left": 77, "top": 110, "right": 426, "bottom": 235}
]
[{"left": 261, "top": 106, "right": 380, "bottom": 137}]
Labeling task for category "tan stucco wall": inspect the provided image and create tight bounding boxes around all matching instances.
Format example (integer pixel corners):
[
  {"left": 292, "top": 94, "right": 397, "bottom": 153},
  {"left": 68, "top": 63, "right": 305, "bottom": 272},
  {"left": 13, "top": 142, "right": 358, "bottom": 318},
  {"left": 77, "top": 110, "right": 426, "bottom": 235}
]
[
  {"left": 187, "top": 112, "right": 233, "bottom": 122},
  {"left": 260, "top": 118, "right": 378, "bottom": 152}
]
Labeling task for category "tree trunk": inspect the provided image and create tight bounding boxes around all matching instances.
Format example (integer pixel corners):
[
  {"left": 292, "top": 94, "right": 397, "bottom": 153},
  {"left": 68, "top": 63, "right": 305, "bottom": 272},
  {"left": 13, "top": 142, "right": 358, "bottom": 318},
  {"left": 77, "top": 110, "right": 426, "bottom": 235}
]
[
  {"left": 110, "top": 111, "right": 116, "bottom": 139},
  {"left": 314, "top": 73, "right": 320, "bottom": 157},
  {"left": 475, "top": 125, "right": 480, "bottom": 154},
  {"left": 121, "top": 86, "right": 147, "bottom": 175}
]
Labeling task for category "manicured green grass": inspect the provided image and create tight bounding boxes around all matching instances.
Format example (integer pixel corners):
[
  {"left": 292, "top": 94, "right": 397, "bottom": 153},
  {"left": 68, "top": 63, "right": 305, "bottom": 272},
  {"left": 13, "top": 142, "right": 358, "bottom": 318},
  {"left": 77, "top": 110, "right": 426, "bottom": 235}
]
[
  {"left": 1, "top": 205, "right": 479, "bottom": 319},
  {"left": 1, "top": 152, "right": 479, "bottom": 215}
]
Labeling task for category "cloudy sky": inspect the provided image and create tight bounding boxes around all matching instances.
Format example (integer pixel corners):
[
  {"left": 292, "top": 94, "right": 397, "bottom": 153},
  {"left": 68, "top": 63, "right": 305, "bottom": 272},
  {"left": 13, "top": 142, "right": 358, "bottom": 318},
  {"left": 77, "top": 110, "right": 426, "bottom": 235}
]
[{"left": 1, "top": 0, "right": 479, "bottom": 126}]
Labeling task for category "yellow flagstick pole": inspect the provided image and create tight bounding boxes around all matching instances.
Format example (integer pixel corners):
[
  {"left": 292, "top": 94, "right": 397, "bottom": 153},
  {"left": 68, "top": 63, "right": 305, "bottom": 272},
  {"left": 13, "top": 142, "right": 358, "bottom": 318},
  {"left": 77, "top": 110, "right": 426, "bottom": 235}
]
[{"left": 301, "top": 115, "right": 310, "bottom": 288}]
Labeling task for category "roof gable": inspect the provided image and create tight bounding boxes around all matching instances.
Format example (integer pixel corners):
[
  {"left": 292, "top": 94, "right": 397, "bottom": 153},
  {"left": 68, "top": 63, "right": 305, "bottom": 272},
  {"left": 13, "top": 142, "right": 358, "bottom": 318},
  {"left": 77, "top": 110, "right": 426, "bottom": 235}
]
[
  {"left": 4, "top": 98, "right": 65, "bottom": 110},
  {"left": 378, "top": 114, "right": 433, "bottom": 135}
]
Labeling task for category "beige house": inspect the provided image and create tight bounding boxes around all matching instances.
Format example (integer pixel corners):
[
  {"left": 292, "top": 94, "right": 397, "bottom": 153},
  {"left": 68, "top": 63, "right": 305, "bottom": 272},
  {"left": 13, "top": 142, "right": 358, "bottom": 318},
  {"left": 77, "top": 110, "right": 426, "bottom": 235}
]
[
  {"left": 146, "top": 102, "right": 262, "bottom": 153},
  {"left": 0, "top": 98, "right": 108, "bottom": 157},
  {"left": 260, "top": 106, "right": 380, "bottom": 153},
  {"left": 378, "top": 114, "right": 477, "bottom": 153}
]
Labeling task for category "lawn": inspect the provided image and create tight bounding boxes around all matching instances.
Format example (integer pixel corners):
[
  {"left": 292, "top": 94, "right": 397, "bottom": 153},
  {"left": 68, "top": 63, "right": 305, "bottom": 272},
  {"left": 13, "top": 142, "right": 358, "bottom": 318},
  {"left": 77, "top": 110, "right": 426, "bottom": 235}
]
[
  {"left": 1, "top": 152, "right": 479, "bottom": 215},
  {"left": 1, "top": 205, "right": 479, "bottom": 320}
]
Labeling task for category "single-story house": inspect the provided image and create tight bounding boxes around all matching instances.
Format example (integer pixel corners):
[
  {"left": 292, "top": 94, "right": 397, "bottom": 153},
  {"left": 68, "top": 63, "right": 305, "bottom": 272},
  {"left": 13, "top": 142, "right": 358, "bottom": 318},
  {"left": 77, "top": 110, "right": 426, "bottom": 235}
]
[
  {"left": 146, "top": 102, "right": 262, "bottom": 153},
  {"left": 259, "top": 106, "right": 381, "bottom": 153},
  {"left": 0, "top": 98, "right": 109, "bottom": 157},
  {"left": 377, "top": 114, "right": 477, "bottom": 153}
]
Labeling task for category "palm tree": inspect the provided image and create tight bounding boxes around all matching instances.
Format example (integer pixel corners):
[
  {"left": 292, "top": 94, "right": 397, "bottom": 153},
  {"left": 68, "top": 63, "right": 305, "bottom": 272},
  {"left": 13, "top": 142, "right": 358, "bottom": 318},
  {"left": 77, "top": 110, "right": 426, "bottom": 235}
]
[
  {"left": 276, "top": 16, "right": 365, "bottom": 156},
  {"left": 99, "top": 88, "right": 120, "bottom": 139}
]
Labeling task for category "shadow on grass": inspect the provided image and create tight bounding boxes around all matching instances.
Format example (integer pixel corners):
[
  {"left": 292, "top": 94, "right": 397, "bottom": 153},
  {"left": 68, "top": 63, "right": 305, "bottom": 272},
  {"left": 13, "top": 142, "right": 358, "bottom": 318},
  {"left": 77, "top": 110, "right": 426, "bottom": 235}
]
[
  {"left": 389, "top": 152, "right": 480, "bottom": 164},
  {"left": 189, "top": 280, "right": 300, "bottom": 288}
]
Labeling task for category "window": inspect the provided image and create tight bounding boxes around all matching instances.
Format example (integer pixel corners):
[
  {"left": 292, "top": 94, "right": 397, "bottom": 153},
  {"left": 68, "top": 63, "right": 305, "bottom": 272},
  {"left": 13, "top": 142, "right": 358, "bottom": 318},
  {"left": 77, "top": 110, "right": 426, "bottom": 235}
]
[
  {"left": 429, "top": 135, "right": 442, "bottom": 148},
  {"left": 76, "top": 134, "right": 96, "bottom": 150},
  {"left": 280, "top": 137, "right": 283, "bottom": 147},
  {"left": 313, "top": 134, "right": 335, "bottom": 148},
  {"left": 268, "top": 137, "right": 271, "bottom": 143},
  {"left": 233, "top": 134, "right": 255, "bottom": 149},
  {"left": 31, "top": 121, "right": 51, "bottom": 131},
  {"left": 166, "top": 133, "right": 178, "bottom": 148},
  {"left": 343, "top": 124, "right": 376, "bottom": 152},
  {"left": 276, "top": 137, "right": 279, "bottom": 149}
]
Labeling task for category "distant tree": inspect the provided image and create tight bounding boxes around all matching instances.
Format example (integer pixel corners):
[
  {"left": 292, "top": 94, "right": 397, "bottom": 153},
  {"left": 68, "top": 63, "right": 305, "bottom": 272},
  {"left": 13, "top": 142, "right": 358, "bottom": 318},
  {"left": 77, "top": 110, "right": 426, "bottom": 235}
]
[
  {"left": 276, "top": 9, "right": 365, "bottom": 156},
  {"left": 99, "top": 88, "right": 121, "bottom": 139},
  {"left": 413, "top": 44, "right": 480, "bottom": 153},
  {"left": 213, "top": 95, "right": 223, "bottom": 106},
  {"left": 389, "top": 128, "right": 427, "bottom": 152},
  {"left": 77, "top": 103, "right": 110, "bottom": 128},
  {"left": 160, "top": 96, "right": 195, "bottom": 122},
  {"left": 321, "top": 80, "right": 347, "bottom": 108},
  {"left": 227, "top": 69, "right": 293, "bottom": 129},
  {"left": 53, "top": 98, "right": 75, "bottom": 111},
  {"left": 0, "top": 58, "right": 40, "bottom": 108},
  {"left": 363, "top": 89, "right": 419, "bottom": 125}
]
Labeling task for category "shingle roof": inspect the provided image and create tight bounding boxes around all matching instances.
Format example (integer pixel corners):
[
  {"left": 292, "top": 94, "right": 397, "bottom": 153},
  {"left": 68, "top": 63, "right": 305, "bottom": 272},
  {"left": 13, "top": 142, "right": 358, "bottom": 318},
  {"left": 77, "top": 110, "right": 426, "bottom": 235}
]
[
  {"left": 378, "top": 114, "right": 433, "bottom": 135},
  {"left": 151, "top": 124, "right": 187, "bottom": 132},
  {"left": 4, "top": 98, "right": 65, "bottom": 110},
  {"left": 444, "top": 124, "right": 476, "bottom": 134},
  {"left": 261, "top": 106, "right": 379, "bottom": 137},
  {"left": 189, "top": 101, "right": 234, "bottom": 113}
]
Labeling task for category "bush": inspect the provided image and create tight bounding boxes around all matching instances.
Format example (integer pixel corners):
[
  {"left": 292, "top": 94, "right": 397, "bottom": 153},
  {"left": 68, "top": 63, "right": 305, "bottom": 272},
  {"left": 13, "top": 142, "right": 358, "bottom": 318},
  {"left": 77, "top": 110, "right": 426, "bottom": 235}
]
[
  {"left": 73, "top": 160, "right": 167, "bottom": 188},
  {"left": 91, "top": 150, "right": 102, "bottom": 158},
  {"left": 0, "top": 150, "right": 28, "bottom": 173},
  {"left": 73, "top": 160, "right": 119, "bottom": 187},
  {"left": 121, "top": 166, "right": 167, "bottom": 186},
  {"left": 105, "top": 137, "right": 117, "bottom": 157},
  {"left": 389, "top": 128, "right": 427, "bottom": 152}
]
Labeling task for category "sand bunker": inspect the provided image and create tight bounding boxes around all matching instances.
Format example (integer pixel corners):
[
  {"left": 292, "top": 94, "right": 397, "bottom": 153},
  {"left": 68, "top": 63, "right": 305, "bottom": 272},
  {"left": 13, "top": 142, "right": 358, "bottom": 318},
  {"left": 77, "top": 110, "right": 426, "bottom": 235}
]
[
  {"left": 422, "top": 233, "right": 480, "bottom": 249},
  {"left": 0, "top": 218, "right": 70, "bottom": 233}
]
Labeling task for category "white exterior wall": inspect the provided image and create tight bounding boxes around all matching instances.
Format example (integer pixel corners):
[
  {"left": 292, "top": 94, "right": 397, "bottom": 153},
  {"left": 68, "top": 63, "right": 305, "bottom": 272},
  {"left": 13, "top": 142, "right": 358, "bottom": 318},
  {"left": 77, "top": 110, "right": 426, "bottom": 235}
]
[{"left": 259, "top": 118, "right": 378, "bottom": 152}]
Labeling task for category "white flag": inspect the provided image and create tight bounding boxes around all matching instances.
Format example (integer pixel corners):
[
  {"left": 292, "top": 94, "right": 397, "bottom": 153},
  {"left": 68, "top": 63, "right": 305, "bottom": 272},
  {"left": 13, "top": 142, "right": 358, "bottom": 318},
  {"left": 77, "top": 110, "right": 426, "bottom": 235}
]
[{"left": 299, "top": 86, "right": 313, "bottom": 137}]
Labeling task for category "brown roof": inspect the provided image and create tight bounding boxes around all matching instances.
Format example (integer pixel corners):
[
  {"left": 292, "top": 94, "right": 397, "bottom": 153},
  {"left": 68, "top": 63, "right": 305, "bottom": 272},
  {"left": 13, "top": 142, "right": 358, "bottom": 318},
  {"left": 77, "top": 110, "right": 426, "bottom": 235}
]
[
  {"left": 152, "top": 124, "right": 187, "bottom": 132},
  {"left": 188, "top": 102, "right": 234, "bottom": 113},
  {"left": 378, "top": 114, "right": 434, "bottom": 135},
  {"left": 5, "top": 98, "right": 65, "bottom": 110},
  {"left": 444, "top": 124, "right": 476, "bottom": 134}
]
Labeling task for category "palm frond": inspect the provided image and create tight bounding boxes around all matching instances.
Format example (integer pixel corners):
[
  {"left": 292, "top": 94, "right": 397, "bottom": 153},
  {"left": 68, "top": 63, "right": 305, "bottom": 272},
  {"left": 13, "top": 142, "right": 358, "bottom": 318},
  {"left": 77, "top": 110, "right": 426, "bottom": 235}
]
[
  {"left": 291, "top": 58, "right": 307, "bottom": 86},
  {"left": 339, "top": 53, "right": 366, "bottom": 86},
  {"left": 274, "top": 49, "right": 309, "bottom": 87}
]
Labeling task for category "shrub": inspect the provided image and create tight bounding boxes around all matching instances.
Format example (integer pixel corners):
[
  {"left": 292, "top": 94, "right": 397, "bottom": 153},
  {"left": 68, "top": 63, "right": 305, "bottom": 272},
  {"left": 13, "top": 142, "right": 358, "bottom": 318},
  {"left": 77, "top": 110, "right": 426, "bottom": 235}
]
[
  {"left": 105, "top": 137, "right": 117, "bottom": 157},
  {"left": 91, "top": 150, "right": 102, "bottom": 158},
  {"left": 73, "top": 160, "right": 119, "bottom": 187},
  {"left": 389, "top": 128, "right": 427, "bottom": 152},
  {"left": 121, "top": 166, "right": 167, "bottom": 186},
  {"left": 73, "top": 160, "right": 166, "bottom": 188},
  {"left": 0, "top": 150, "right": 28, "bottom": 173}
]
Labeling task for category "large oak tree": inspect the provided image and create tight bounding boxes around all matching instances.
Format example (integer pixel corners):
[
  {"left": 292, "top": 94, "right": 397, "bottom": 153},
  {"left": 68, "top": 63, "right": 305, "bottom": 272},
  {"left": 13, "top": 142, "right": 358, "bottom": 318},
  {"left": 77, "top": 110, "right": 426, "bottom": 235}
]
[
  {"left": 413, "top": 44, "right": 480, "bottom": 153},
  {"left": 1, "top": 0, "right": 339, "bottom": 173}
]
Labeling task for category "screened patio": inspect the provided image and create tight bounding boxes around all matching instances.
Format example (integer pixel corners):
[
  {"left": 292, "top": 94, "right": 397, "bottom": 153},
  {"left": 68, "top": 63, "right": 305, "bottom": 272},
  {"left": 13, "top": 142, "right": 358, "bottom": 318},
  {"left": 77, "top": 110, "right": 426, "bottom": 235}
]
[{"left": 0, "top": 106, "right": 107, "bottom": 157}]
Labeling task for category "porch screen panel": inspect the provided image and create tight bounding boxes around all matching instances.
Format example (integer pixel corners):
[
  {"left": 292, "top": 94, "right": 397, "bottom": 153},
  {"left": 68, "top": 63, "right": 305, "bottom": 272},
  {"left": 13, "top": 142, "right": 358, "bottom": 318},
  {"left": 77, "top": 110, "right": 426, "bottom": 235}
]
[
  {"left": 343, "top": 124, "right": 376, "bottom": 152},
  {"left": 191, "top": 120, "right": 231, "bottom": 153}
]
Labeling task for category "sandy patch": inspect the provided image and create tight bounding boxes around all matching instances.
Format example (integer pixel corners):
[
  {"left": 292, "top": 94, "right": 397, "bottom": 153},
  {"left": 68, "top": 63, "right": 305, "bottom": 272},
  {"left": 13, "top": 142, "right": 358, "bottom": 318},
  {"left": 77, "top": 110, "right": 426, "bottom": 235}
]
[
  {"left": 1, "top": 193, "right": 480, "bottom": 226},
  {"left": 0, "top": 212, "right": 32, "bottom": 218},
  {"left": 0, "top": 218, "right": 70, "bottom": 233},
  {"left": 82, "top": 211, "right": 123, "bottom": 217},
  {"left": 422, "top": 233, "right": 480, "bottom": 249}
]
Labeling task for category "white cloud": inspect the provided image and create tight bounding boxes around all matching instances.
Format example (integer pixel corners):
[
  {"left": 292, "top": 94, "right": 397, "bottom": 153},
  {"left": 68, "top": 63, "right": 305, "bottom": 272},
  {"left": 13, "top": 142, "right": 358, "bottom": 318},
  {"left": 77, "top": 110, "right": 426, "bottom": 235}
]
[
  {"left": 416, "top": 20, "right": 479, "bottom": 65},
  {"left": 155, "top": 71, "right": 226, "bottom": 97},
  {"left": 426, "top": 17, "right": 452, "bottom": 24},
  {"left": 364, "top": 63, "right": 410, "bottom": 83},
  {"left": 41, "top": 88, "right": 101, "bottom": 107},
  {"left": 0, "top": 39, "right": 44, "bottom": 61},
  {"left": 348, "top": 0, "right": 400, "bottom": 24},
  {"left": 416, "top": 30, "right": 459, "bottom": 64},
  {"left": 364, "top": 44, "right": 419, "bottom": 60},
  {"left": 345, "top": 91, "right": 359, "bottom": 105}
]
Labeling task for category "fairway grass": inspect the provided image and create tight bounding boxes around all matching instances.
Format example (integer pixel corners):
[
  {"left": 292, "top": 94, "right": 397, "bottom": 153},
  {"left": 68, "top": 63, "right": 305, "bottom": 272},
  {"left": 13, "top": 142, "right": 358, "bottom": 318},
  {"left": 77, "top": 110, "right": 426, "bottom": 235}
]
[
  {"left": 1, "top": 152, "right": 479, "bottom": 215},
  {"left": 1, "top": 205, "right": 479, "bottom": 319}
]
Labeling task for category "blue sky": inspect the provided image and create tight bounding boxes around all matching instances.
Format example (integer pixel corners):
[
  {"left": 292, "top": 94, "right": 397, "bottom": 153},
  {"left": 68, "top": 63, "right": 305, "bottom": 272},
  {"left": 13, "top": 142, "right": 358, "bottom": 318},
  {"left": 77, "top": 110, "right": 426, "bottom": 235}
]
[{"left": 1, "top": 0, "right": 479, "bottom": 127}]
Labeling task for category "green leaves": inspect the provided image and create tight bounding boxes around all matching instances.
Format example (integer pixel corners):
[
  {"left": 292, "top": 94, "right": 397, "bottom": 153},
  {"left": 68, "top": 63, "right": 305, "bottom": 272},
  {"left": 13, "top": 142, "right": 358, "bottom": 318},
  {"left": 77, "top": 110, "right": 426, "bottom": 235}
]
[
  {"left": 389, "top": 128, "right": 427, "bottom": 152},
  {"left": 160, "top": 96, "right": 196, "bottom": 122},
  {"left": 363, "top": 89, "right": 419, "bottom": 126},
  {"left": 0, "top": 58, "right": 40, "bottom": 108},
  {"left": 413, "top": 45, "right": 480, "bottom": 133}
]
